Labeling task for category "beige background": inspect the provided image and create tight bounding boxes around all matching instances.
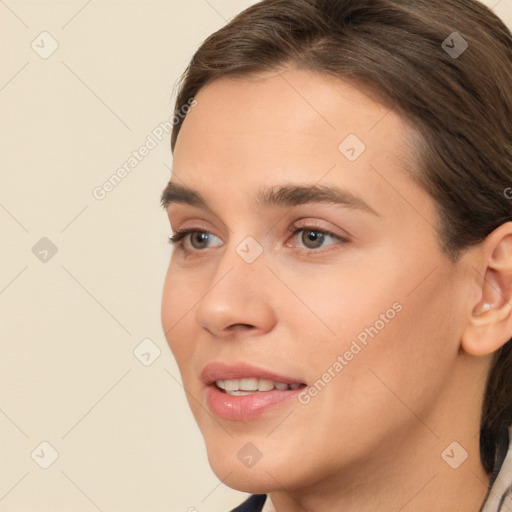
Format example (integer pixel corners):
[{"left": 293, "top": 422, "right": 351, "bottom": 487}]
[{"left": 1, "top": 1, "right": 511, "bottom": 511}]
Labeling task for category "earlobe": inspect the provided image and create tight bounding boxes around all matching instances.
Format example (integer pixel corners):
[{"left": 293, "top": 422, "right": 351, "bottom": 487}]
[{"left": 462, "top": 223, "right": 512, "bottom": 357}]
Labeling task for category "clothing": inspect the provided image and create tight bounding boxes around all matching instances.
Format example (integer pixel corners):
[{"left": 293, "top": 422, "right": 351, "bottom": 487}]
[
  {"left": 230, "top": 494, "right": 267, "bottom": 512},
  {"left": 230, "top": 428, "right": 512, "bottom": 512}
]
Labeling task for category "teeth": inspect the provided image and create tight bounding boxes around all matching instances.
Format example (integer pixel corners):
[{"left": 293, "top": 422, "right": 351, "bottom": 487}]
[
  {"left": 228, "top": 390, "right": 256, "bottom": 396},
  {"left": 223, "top": 379, "right": 239, "bottom": 392},
  {"left": 240, "top": 378, "right": 258, "bottom": 391},
  {"left": 258, "top": 379, "right": 274, "bottom": 391},
  {"left": 215, "top": 378, "right": 302, "bottom": 394}
]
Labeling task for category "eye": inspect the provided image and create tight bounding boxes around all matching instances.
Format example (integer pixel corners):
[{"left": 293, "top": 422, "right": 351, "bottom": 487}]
[
  {"left": 168, "top": 225, "right": 346, "bottom": 254},
  {"left": 289, "top": 227, "right": 343, "bottom": 250},
  {"left": 169, "top": 229, "right": 222, "bottom": 251}
]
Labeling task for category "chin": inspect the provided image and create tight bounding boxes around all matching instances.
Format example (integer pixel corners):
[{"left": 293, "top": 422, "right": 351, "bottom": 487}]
[
  {"left": 208, "top": 455, "right": 279, "bottom": 494},
  {"left": 203, "top": 437, "right": 291, "bottom": 493}
]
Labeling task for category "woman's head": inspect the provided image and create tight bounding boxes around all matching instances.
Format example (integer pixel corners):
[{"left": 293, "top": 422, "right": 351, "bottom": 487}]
[{"left": 161, "top": 0, "right": 512, "bottom": 498}]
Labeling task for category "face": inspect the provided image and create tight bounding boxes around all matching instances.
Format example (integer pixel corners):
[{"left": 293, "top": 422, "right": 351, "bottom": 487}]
[{"left": 161, "top": 68, "right": 476, "bottom": 493}]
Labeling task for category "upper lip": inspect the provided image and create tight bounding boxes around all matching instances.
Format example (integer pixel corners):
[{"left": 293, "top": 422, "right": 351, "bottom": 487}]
[{"left": 201, "top": 362, "right": 306, "bottom": 386}]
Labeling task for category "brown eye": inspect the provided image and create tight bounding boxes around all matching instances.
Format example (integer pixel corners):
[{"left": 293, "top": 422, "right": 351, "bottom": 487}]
[
  {"left": 190, "top": 232, "right": 214, "bottom": 249},
  {"left": 301, "top": 229, "right": 326, "bottom": 249},
  {"left": 290, "top": 227, "right": 341, "bottom": 251},
  {"left": 169, "top": 229, "right": 222, "bottom": 252}
]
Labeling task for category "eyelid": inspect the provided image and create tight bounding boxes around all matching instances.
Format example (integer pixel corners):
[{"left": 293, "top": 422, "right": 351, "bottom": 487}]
[
  {"left": 169, "top": 217, "right": 222, "bottom": 244},
  {"left": 285, "top": 227, "right": 346, "bottom": 256},
  {"left": 169, "top": 228, "right": 222, "bottom": 248},
  {"left": 288, "top": 218, "right": 351, "bottom": 241},
  {"left": 288, "top": 227, "right": 340, "bottom": 245}
]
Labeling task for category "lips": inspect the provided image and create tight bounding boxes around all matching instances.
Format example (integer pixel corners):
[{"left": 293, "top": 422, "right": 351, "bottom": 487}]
[
  {"left": 201, "top": 362, "right": 307, "bottom": 421},
  {"left": 201, "top": 362, "right": 305, "bottom": 387}
]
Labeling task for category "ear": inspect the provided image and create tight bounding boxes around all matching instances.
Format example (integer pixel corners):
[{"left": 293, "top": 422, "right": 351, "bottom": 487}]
[{"left": 462, "top": 222, "right": 512, "bottom": 356}]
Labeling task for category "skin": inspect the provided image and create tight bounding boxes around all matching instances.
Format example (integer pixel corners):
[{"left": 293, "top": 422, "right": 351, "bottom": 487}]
[{"left": 161, "top": 67, "right": 512, "bottom": 512}]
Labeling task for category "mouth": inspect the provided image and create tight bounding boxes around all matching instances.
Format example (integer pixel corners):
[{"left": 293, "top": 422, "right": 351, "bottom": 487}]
[
  {"left": 202, "top": 363, "right": 307, "bottom": 421},
  {"left": 215, "top": 378, "right": 304, "bottom": 395}
]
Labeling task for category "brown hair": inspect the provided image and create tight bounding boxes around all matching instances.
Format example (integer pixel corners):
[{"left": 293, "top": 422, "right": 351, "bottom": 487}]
[{"left": 168, "top": 0, "right": 512, "bottom": 473}]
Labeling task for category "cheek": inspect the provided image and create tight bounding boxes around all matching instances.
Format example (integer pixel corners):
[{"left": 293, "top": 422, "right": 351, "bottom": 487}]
[
  {"left": 314, "top": 267, "right": 460, "bottom": 438},
  {"left": 285, "top": 256, "right": 460, "bottom": 424},
  {"left": 272, "top": 255, "right": 406, "bottom": 367},
  {"left": 161, "top": 262, "right": 198, "bottom": 366}
]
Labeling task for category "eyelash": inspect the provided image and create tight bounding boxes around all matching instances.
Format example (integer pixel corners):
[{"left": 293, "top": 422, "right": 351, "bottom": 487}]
[
  {"left": 168, "top": 225, "right": 346, "bottom": 255},
  {"left": 168, "top": 229, "right": 201, "bottom": 247}
]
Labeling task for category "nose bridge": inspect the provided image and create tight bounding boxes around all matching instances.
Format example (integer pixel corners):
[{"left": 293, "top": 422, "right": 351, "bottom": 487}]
[
  {"left": 194, "top": 233, "right": 276, "bottom": 336},
  {"left": 212, "top": 228, "right": 267, "bottom": 282}
]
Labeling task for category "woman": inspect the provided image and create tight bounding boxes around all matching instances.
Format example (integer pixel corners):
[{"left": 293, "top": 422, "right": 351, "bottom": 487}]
[{"left": 161, "top": 0, "right": 512, "bottom": 510}]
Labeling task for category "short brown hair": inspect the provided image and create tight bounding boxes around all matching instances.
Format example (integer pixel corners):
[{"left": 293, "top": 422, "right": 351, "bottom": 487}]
[{"left": 168, "top": 0, "right": 512, "bottom": 473}]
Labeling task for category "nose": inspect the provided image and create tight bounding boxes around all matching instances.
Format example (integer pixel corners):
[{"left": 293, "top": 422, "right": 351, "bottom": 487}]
[{"left": 194, "top": 246, "right": 277, "bottom": 339}]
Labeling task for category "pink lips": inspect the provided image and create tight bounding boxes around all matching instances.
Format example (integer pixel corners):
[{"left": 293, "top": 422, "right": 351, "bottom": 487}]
[{"left": 201, "top": 362, "right": 306, "bottom": 421}]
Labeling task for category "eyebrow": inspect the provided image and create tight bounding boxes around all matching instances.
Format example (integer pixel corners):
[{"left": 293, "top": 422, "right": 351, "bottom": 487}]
[{"left": 161, "top": 181, "right": 379, "bottom": 216}]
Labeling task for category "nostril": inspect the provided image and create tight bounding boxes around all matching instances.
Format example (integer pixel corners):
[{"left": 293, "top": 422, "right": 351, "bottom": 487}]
[{"left": 230, "top": 323, "right": 255, "bottom": 331}]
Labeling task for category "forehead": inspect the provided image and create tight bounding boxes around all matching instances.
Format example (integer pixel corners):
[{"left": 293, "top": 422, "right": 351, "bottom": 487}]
[
  {"left": 173, "top": 68, "right": 413, "bottom": 175},
  {"left": 170, "top": 68, "right": 422, "bottom": 222}
]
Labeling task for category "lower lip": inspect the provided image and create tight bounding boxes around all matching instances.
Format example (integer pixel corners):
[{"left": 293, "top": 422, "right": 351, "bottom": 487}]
[{"left": 206, "top": 385, "right": 303, "bottom": 421}]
